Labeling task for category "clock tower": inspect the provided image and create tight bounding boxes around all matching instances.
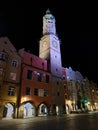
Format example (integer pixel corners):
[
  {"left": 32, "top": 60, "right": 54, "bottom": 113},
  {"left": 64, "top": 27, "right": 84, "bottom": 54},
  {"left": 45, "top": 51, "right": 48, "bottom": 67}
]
[{"left": 39, "top": 9, "right": 64, "bottom": 115}]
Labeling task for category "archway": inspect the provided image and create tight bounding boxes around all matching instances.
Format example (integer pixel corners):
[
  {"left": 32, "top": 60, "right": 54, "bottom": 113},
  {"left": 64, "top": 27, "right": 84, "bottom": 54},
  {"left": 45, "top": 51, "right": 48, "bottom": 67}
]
[
  {"left": 38, "top": 103, "right": 48, "bottom": 116},
  {"left": 24, "top": 102, "right": 35, "bottom": 118},
  {"left": 3, "top": 103, "right": 14, "bottom": 119}
]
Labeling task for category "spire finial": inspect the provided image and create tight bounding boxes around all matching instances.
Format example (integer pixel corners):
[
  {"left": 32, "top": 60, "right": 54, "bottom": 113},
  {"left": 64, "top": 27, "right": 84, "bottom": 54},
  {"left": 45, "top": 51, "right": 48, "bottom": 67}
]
[{"left": 46, "top": 8, "right": 51, "bottom": 14}]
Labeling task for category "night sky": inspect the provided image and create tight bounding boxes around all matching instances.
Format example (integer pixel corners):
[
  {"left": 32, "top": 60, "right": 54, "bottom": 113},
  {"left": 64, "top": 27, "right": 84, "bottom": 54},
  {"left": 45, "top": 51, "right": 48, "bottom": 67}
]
[{"left": 0, "top": 1, "right": 98, "bottom": 84}]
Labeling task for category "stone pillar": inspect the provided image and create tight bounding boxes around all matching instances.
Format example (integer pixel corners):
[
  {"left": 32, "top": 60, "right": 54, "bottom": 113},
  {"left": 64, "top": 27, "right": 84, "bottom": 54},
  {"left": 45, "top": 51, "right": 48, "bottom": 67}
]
[
  {"left": 18, "top": 105, "right": 24, "bottom": 118},
  {"left": 35, "top": 107, "right": 38, "bottom": 116},
  {"left": 0, "top": 105, "right": 3, "bottom": 119},
  {"left": 49, "top": 104, "right": 56, "bottom": 115}
]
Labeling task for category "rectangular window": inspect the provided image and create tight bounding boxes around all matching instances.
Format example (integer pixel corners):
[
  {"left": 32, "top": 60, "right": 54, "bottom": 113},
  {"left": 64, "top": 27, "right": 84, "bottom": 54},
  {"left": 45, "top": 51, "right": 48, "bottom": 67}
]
[
  {"left": 12, "top": 60, "right": 18, "bottom": 67},
  {"left": 39, "top": 89, "right": 44, "bottom": 97},
  {"left": 44, "top": 90, "right": 48, "bottom": 97},
  {"left": 8, "top": 87, "right": 15, "bottom": 96},
  {"left": 45, "top": 75, "right": 49, "bottom": 83},
  {"left": 27, "top": 70, "right": 32, "bottom": 80},
  {"left": 25, "top": 87, "right": 30, "bottom": 95},
  {"left": 34, "top": 88, "right": 38, "bottom": 96},
  {"left": 9, "top": 72, "right": 16, "bottom": 80},
  {"left": 0, "top": 53, "right": 7, "bottom": 61},
  {"left": 37, "top": 72, "right": 42, "bottom": 82}
]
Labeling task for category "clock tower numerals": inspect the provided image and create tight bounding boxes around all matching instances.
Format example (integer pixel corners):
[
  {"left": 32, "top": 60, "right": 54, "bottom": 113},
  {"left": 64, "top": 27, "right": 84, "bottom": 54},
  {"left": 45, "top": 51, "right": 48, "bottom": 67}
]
[
  {"left": 42, "top": 41, "right": 47, "bottom": 47},
  {"left": 52, "top": 40, "right": 58, "bottom": 48}
]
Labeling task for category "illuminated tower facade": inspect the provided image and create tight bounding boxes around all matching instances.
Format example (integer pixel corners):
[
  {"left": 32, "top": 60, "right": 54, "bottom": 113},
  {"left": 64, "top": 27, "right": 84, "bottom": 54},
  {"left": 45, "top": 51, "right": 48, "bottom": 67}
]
[{"left": 39, "top": 9, "right": 64, "bottom": 115}]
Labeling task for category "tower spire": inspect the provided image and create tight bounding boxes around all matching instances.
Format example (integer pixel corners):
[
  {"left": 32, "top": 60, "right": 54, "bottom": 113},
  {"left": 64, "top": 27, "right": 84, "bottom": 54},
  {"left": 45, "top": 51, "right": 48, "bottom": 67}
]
[
  {"left": 46, "top": 8, "right": 51, "bottom": 14},
  {"left": 43, "top": 9, "right": 56, "bottom": 35}
]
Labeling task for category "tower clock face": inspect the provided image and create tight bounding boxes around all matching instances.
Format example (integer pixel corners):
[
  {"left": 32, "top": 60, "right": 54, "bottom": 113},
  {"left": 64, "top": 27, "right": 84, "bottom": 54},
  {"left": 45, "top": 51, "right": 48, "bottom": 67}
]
[
  {"left": 52, "top": 40, "right": 58, "bottom": 48},
  {"left": 42, "top": 41, "right": 47, "bottom": 47}
]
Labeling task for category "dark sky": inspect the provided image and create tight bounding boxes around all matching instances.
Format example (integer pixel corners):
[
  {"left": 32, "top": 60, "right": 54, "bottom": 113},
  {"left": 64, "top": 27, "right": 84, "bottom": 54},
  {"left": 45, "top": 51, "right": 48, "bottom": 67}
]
[{"left": 0, "top": 1, "right": 98, "bottom": 84}]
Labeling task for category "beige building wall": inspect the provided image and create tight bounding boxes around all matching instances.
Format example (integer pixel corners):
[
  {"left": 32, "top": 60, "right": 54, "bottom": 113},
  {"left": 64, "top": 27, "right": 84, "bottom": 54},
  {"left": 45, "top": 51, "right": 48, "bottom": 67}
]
[{"left": 0, "top": 37, "right": 21, "bottom": 119}]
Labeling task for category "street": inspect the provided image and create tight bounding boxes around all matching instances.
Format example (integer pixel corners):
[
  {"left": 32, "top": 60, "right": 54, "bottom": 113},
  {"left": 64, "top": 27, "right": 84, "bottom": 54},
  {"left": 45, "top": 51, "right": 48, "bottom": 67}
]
[{"left": 0, "top": 111, "right": 98, "bottom": 130}]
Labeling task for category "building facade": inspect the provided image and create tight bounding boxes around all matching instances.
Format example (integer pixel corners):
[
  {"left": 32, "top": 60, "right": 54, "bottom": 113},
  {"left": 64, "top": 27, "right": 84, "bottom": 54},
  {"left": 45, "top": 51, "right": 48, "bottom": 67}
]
[
  {"left": 39, "top": 9, "right": 65, "bottom": 115},
  {"left": 0, "top": 37, "right": 21, "bottom": 119},
  {"left": 65, "top": 67, "right": 98, "bottom": 113},
  {"left": 0, "top": 10, "right": 98, "bottom": 119},
  {"left": 18, "top": 48, "right": 52, "bottom": 118}
]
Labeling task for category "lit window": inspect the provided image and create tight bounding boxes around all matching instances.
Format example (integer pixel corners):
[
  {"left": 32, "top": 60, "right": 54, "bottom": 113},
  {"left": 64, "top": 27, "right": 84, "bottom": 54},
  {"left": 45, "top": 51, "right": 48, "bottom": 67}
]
[
  {"left": 0, "top": 53, "right": 7, "bottom": 61},
  {"left": 12, "top": 60, "right": 18, "bottom": 67},
  {"left": 8, "top": 87, "right": 15, "bottom": 96},
  {"left": 10, "top": 72, "right": 16, "bottom": 80},
  {"left": 39, "top": 89, "right": 44, "bottom": 97},
  {"left": 37, "top": 72, "right": 42, "bottom": 82}
]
